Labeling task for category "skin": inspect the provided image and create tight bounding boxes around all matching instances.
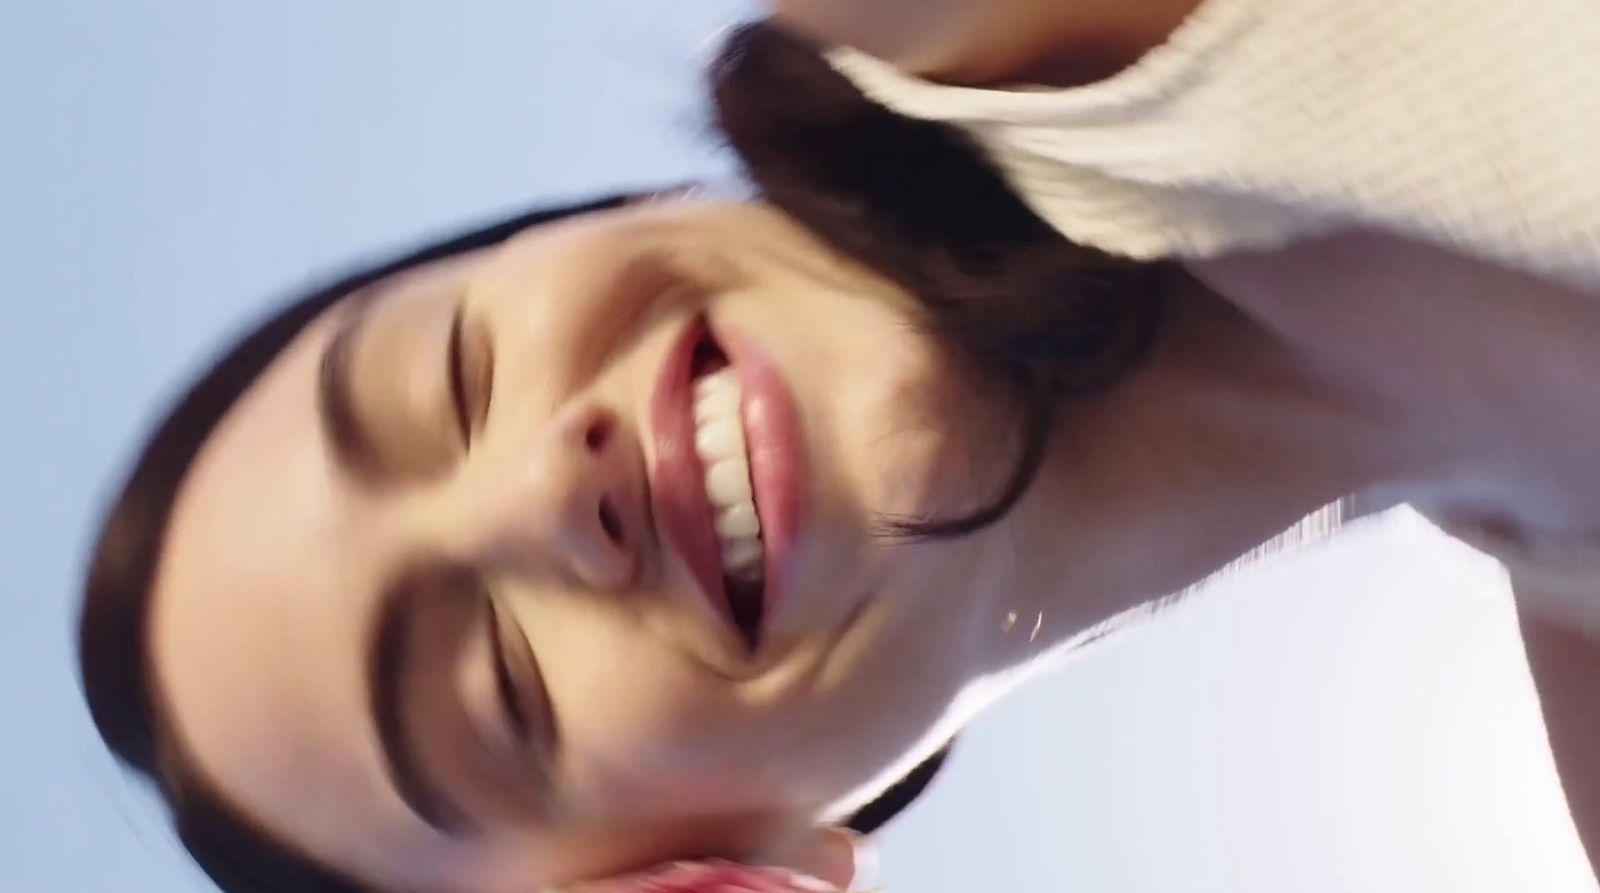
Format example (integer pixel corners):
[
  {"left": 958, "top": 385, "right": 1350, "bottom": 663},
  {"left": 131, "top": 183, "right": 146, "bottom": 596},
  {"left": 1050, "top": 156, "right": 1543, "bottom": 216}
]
[
  {"left": 144, "top": 193, "right": 1441, "bottom": 892},
  {"left": 769, "top": 0, "right": 1206, "bottom": 85},
  {"left": 1519, "top": 607, "right": 1600, "bottom": 874},
  {"left": 1196, "top": 234, "right": 1600, "bottom": 876},
  {"left": 151, "top": 200, "right": 1024, "bottom": 892},
  {"left": 149, "top": 192, "right": 1600, "bottom": 891},
  {"left": 770, "top": 1, "right": 1600, "bottom": 877}
]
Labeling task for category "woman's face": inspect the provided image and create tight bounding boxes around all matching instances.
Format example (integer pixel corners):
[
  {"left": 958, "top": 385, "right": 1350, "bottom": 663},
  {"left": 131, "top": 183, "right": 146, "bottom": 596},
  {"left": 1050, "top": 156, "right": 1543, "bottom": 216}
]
[{"left": 148, "top": 199, "right": 1026, "bottom": 892}]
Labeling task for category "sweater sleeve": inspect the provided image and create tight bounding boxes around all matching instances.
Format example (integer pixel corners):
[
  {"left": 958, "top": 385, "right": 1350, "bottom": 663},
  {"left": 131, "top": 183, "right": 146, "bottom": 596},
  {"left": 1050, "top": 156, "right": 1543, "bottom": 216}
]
[{"left": 826, "top": 0, "right": 1600, "bottom": 290}]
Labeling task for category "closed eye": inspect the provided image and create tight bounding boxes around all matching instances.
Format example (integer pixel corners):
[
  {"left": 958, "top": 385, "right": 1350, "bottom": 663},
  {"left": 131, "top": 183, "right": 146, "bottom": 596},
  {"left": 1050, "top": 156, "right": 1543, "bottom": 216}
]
[
  {"left": 483, "top": 595, "right": 563, "bottom": 820},
  {"left": 485, "top": 599, "right": 530, "bottom": 743},
  {"left": 447, "top": 306, "right": 472, "bottom": 446}
]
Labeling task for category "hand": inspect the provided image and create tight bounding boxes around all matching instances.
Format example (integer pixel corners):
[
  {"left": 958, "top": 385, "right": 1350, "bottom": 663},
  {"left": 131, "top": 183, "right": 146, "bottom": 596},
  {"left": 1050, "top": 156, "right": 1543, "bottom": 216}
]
[
  {"left": 558, "top": 827, "right": 871, "bottom": 893},
  {"left": 561, "top": 860, "right": 842, "bottom": 893},
  {"left": 767, "top": 0, "right": 1200, "bottom": 85},
  {"left": 766, "top": 0, "right": 982, "bottom": 73}
]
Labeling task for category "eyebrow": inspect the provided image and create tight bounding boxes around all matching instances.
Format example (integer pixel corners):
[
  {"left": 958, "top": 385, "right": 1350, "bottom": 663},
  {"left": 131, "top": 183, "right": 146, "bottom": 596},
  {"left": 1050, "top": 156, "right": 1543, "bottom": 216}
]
[
  {"left": 367, "top": 577, "right": 476, "bottom": 836},
  {"left": 316, "top": 293, "right": 386, "bottom": 481}
]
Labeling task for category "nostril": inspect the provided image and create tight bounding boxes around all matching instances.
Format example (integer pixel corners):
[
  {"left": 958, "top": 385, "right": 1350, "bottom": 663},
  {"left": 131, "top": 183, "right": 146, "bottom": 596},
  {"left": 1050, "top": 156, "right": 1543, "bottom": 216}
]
[
  {"left": 584, "top": 415, "right": 613, "bottom": 453},
  {"left": 598, "top": 495, "right": 625, "bottom": 546}
]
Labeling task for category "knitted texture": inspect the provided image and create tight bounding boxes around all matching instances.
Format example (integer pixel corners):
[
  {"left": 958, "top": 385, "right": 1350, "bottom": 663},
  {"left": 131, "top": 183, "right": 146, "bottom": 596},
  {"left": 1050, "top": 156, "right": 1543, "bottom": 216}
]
[{"left": 828, "top": 0, "right": 1600, "bottom": 289}]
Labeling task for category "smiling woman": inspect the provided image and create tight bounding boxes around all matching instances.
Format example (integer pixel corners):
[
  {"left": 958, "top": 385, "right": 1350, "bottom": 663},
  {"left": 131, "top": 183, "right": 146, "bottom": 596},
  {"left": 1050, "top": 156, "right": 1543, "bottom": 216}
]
[
  {"left": 90, "top": 10, "right": 1599, "bottom": 891},
  {"left": 79, "top": 22, "right": 1170, "bottom": 893}
]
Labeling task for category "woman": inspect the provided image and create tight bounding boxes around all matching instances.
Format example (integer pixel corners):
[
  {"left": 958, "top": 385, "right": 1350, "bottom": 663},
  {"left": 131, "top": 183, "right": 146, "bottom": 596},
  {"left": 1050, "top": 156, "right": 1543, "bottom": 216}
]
[
  {"left": 774, "top": 0, "right": 1600, "bottom": 877},
  {"left": 79, "top": 15, "right": 1598, "bottom": 893},
  {"left": 80, "top": 23, "right": 1175, "bottom": 893}
]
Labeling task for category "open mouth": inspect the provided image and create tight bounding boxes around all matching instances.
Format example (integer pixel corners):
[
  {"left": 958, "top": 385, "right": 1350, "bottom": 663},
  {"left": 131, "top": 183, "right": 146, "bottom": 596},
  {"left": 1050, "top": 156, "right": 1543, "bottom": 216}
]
[
  {"left": 687, "top": 331, "right": 767, "bottom": 650},
  {"left": 651, "top": 315, "right": 801, "bottom": 657}
]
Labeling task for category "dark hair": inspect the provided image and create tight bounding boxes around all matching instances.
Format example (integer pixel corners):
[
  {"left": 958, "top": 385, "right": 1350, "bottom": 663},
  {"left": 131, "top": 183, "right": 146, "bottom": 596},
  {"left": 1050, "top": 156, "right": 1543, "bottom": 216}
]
[
  {"left": 712, "top": 23, "right": 1169, "bottom": 537},
  {"left": 79, "top": 20, "right": 1165, "bottom": 893}
]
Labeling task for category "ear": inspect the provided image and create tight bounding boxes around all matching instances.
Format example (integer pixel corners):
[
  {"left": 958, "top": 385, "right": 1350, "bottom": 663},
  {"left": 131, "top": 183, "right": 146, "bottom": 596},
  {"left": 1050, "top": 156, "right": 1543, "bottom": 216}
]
[{"left": 757, "top": 826, "right": 874, "bottom": 891}]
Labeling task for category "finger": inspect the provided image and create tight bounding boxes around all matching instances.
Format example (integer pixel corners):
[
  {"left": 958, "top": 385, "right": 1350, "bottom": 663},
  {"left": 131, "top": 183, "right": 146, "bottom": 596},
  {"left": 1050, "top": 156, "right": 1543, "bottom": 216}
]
[
  {"left": 757, "top": 826, "right": 874, "bottom": 891},
  {"left": 568, "top": 859, "right": 841, "bottom": 893}
]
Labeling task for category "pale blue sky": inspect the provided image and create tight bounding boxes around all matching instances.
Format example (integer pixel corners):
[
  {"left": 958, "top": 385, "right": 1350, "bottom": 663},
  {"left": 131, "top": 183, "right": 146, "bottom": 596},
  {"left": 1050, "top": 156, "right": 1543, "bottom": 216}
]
[{"left": 2, "top": 3, "right": 1592, "bottom": 891}]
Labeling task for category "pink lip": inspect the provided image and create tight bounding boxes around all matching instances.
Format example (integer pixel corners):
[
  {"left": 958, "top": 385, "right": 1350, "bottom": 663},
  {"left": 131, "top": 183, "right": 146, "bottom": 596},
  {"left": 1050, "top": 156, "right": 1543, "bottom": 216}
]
[
  {"left": 647, "top": 317, "right": 803, "bottom": 647},
  {"left": 648, "top": 320, "right": 729, "bottom": 637},
  {"left": 711, "top": 321, "right": 801, "bottom": 626}
]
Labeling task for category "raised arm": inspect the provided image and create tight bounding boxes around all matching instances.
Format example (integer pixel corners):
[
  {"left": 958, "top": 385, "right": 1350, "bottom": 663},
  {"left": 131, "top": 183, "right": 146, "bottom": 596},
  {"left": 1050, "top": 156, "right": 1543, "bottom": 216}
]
[
  {"left": 1518, "top": 599, "right": 1600, "bottom": 881},
  {"left": 767, "top": 0, "right": 1204, "bottom": 85}
]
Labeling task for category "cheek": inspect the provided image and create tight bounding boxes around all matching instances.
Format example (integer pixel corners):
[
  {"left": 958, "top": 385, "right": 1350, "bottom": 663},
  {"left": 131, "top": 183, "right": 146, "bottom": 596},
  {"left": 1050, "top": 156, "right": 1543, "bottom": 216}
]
[
  {"left": 819, "top": 330, "right": 991, "bottom": 522},
  {"left": 522, "top": 607, "right": 904, "bottom": 820},
  {"left": 525, "top": 609, "right": 764, "bottom": 809},
  {"left": 522, "top": 600, "right": 977, "bottom": 830},
  {"left": 472, "top": 234, "right": 699, "bottom": 392},
  {"left": 721, "top": 281, "right": 971, "bottom": 492}
]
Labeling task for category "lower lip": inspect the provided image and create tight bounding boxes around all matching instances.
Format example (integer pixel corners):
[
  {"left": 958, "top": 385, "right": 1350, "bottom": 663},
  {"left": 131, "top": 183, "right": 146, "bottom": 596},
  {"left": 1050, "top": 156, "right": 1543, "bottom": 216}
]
[
  {"left": 711, "top": 321, "right": 802, "bottom": 625},
  {"left": 647, "top": 318, "right": 805, "bottom": 644}
]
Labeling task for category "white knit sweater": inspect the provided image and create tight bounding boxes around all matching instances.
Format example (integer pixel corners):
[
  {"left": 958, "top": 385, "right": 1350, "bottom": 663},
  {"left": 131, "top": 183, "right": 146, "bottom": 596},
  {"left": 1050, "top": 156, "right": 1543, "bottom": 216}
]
[
  {"left": 829, "top": 0, "right": 1600, "bottom": 606},
  {"left": 827, "top": 0, "right": 1600, "bottom": 290}
]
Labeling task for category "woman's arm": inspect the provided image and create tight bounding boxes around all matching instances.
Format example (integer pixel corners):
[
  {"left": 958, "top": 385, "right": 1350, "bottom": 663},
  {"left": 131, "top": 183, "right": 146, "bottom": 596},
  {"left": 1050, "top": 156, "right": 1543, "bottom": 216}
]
[
  {"left": 1517, "top": 600, "right": 1600, "bottom": 880},
  {"left": 767, "top": 0, "right": 1203, "bottom": 85}
]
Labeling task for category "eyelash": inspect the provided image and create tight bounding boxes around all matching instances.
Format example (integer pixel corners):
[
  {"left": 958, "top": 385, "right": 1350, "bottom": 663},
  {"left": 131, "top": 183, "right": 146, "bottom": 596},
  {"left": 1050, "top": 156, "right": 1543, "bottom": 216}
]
[
  {"left": 446, "top": 306, "right": 476, "bottom": 447},
  {"left": 484, "top": 597, "right": 531, "bottom": 743},
  {"left": 482, "top": 589, "right": 562, "bottom": 817}
]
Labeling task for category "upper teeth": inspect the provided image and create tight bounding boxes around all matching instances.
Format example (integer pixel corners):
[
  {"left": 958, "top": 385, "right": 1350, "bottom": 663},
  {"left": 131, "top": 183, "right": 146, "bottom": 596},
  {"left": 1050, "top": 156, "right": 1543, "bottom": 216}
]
[{"left": 693, "top": 369, "right": 764, "bottom": 582}]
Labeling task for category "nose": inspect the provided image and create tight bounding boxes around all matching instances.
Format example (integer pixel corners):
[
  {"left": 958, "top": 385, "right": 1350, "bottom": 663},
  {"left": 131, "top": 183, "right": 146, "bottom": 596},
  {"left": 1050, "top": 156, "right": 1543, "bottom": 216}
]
[{"left": 454, "top": 401, "right": 644, "bottom": 591}]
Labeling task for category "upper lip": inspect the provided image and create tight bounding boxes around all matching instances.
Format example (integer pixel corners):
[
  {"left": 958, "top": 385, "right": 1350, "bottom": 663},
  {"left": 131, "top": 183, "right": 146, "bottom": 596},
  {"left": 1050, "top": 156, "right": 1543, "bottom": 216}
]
[
  {"left": 648, "top": 318, "right": 745, "bottom": 647},
  {"left": 646, "top": 317, "right": 800, "bottom": 652}
]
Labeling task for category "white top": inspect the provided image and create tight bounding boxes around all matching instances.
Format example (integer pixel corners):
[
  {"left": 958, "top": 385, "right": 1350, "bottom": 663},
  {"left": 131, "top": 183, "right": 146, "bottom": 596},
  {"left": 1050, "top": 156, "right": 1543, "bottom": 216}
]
[
  {"left": 827, "top": 0, "right": 1600, "bottom": 291},
  {"left": 826, "top": 0, "right": 1600, "bottom": 610}
]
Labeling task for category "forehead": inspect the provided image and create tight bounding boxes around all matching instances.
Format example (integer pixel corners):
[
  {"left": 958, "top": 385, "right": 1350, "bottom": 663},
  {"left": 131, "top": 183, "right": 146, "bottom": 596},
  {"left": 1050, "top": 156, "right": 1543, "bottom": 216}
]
[
  {"left": 147, "top": 250, "right": 509, "bottom": 884},
  {"left": 149, "top": 303, "right": 427, "bottom": 869}
]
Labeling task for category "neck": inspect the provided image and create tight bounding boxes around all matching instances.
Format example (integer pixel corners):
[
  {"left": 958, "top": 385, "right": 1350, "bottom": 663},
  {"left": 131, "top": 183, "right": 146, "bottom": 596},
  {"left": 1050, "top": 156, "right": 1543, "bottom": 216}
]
[{"left": 966, "top": 277, "right": 1456, "bottom": 679}]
